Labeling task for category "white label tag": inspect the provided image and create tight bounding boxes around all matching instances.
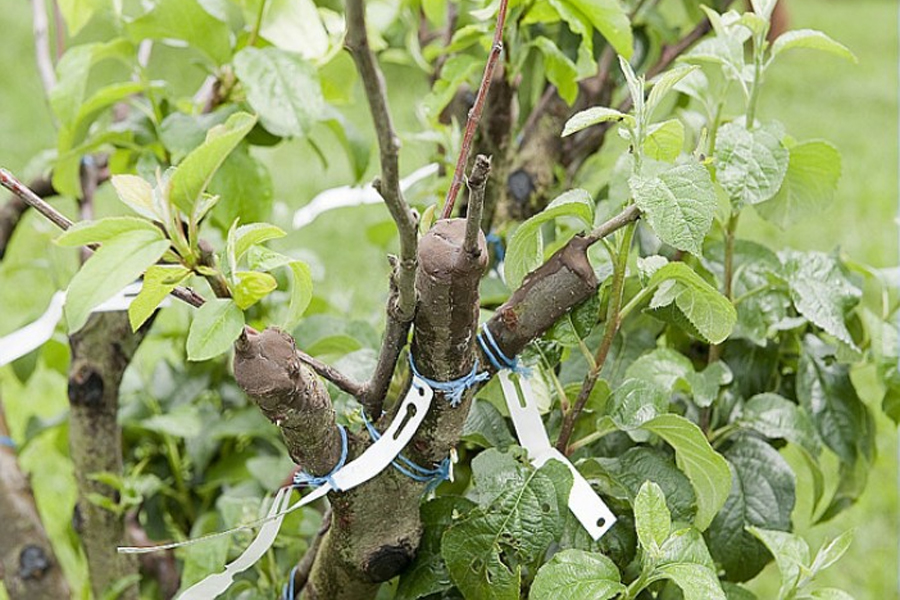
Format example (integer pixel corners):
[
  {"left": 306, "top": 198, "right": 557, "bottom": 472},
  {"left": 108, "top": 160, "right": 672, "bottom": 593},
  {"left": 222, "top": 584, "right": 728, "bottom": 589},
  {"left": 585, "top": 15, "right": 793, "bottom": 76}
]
[
  {"left": 498, "top": 371, "right": 616, "bottom": 540},
  {"left": 0, "top": 282, "right": 170, "bottom": 367},
  {"left": 165, "top": 376, "right": 435, "bottom": 599},
  {"left": 0, "top": 291, "right": 65, "bottom": 368}
]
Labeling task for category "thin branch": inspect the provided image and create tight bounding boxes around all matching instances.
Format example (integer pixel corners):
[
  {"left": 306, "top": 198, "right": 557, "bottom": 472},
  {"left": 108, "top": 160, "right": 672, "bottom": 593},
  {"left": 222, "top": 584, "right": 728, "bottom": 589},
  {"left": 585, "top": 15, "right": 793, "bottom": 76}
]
[
  {"left": 345, "top": 0, "right": 420, "bottom": 414},
  {"left": 441, "top": 0, "right": 509, "bottom": 219},
  {"left": 582, "top": 204, "right": 641, "bottom": 246},
  {"left": 296, "top": 347, "right": 365, "bottom": 398},
  {"left": 463, "top": 155, "right": 491, "bottom": 256},
  {"left": 30, "top": 0, "right": 57, "bottom": 95},
  {"left": 344, "top": 0, "right": 417, "bottom": 318}
]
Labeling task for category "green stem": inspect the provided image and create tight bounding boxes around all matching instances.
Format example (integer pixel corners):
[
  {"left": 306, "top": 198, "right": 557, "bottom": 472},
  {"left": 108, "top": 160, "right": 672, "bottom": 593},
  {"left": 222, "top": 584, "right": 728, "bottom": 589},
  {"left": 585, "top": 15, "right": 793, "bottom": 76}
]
[
  {"left": 247, "top": 0, "right": 268, "bottom": 47},
  {"left": 618, "top": 284, "right": 656, "bottom": 322},
  {"left": 555, "top": 222, "right": 635, "bottom": 453}
]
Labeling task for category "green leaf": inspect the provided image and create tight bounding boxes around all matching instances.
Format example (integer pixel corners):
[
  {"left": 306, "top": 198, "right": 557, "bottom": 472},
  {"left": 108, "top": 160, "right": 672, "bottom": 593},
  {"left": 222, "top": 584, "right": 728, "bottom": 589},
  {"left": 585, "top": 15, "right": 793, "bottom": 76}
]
[
  {"left": 186, "top": 299, "right": 245, "bottom": 361},
  {"left": 643, "top": 119, "right": 685, "bottom": 162},
  {"left": 56, "top": 217, "right": 162, "bottom": 247},
  {"left": 159, "top": 108, "right": 238, "bottom": 161},
  {"left": 529, "top": 549, "right": 625, "bottom": 600},
  {"left": 706, "top": 435, "right": 796, "bottom": 581},
  {"left": 608, "top": 378, "right": 669, "bottom": 431},
  {"left": 797, "top": 336, "right": 872, "bottom": 465},
  {"left": 653, "top": 563, "right": 726, "bottom": 600},
  {"left": 396, "top": 496, "right": 477, "bottom": 600},
  {"left": 782, "top": 251, "right": 861, "bottom": 349},
  {"left": 647, "top": 263, "right": 737, "bottom": 344},
  {"left": 531, "top": 38, "right": 579, "bottom": 105},
  {"left": 232, "top": 224, "right": 286, "bottom": 263},
  {"left": 57, "top": 0, "right": 110, "bottom": 36},
  {"left": 747, "top": 527, "right": 810, "bottom": 598},
  {"left": 233, "top": 271, "right": 278, "bottom": 310},
  {"left": 462, "top": 399, "right": 516, "bottom": 449},
  {"left": 111, "top": 175, "right": 160, "bottom": 220},
  {"left": 808, "top": 589, "right": 856, "bottom": 600},
  {"left": 65, "top": 230, "right": 171, "bottom": 332},
  {"left": 505, "top": 189, "right": 594, "bottom": 289},
  {"left": 285, "top": 261, "right": 313, "bottom": 328},
  {"left": 810, "top": 530, "right": 854, "bottom": 575},
  {"left": 50, "top": 40, "right": 133, "bottom": 128},
  {"left": 545, "top": 0, "right": 597, "bottom": 77},
  {"left": 714, "top": 121, "right": 789, "bottom": 207},
  {"left": 563, "top": 0, "right": 633, "bottom": 59},
  {"left": 755, "top": 140, "right": 842, "bottom": 228},
  {"left": 127, "top": 0, "right": 232, "bottom": 65},
  {"left": 128, "top": 265, "right": 191, "bottom": 331},
  {"left": 646, "top": 66, "right": 699, "bottom": 117},
  {"left": 630, "top": 162, "right": 717, "bottom": 255},
  {"left": 640, "top": 414, "right": 731, "bottom": 531},
  {"left": 442, "top": 462, "right": 572, "bottom": 600},
  {"left": 635, "top": 481, "right": 671, "bottom": 553},
  {"left": 209, "top": 146, "right": 275, "bottom": 228},
  {"left": 593, "top": 447, "right": 697, "bottom": 522},
  {"left": 658, "top": 527, "right": 717, "bottom": 571},
  {"left": 739, "top": 393, "right": 822, "bottom": 456},
  {"left": 169, "top": 112, "right": 258, "bottom": 215},
  {"left": 422, "top": 54, "right": 481, "bottom": 119},
  {"left": 771, "top": 29, "right": 857, "bottom": 63},
  {"left": 562, "top": 107, "right": 630, "bottom": 137},
  {"left": 233, "top": 47, "right": 325, "bottom": 137},
  {"left": 624, "top": 348, "right": 730, "bottom": 408},
  {"left": 258, "top": 0, "right": 330, "bottom": 60}
]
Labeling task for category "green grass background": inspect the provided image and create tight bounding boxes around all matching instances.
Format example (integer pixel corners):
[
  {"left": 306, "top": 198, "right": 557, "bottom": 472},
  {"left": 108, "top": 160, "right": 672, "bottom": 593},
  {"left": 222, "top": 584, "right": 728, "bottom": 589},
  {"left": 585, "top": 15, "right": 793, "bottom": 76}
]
[{"left": 0, "top": 0, "right": 897, "bottom": 597}]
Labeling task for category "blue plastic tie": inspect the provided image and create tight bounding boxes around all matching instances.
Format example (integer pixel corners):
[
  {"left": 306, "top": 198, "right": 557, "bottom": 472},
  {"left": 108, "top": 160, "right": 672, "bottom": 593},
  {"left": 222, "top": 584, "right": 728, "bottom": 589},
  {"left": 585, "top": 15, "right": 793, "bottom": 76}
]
[
  {"left": 477, "top": 325, "right": 529, "bottom": 376},
  {"left": 0, "top": 436, "right": 14, "bottom": 449},
  {"left": 361, "top": 412, "right": 450, "bottom": 493},
  {"left": 408, "top": 354, "right": 489, "bottom": 407},
  {"left": 485, "top": 231, "right": 505, "bottom": 264},
  {"left": 292, "top": 425, "right": 348, "bottom": 491},
  {"left": 281, "top": 566, "right": 298, "bottom": 600}
]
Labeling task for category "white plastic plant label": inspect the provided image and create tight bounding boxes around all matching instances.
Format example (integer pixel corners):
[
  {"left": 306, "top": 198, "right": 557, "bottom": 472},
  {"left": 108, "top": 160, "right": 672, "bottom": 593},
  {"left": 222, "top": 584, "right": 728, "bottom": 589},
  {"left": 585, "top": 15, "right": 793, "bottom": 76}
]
[
  {"left": 139, "top": 376, "right": 436, "bottom": 599},
  {"left": 498, "top": 370, "right": 617, "bottom": 540},
  {"left": 0, "top": 282, "right": 169, "bottom": 367}
]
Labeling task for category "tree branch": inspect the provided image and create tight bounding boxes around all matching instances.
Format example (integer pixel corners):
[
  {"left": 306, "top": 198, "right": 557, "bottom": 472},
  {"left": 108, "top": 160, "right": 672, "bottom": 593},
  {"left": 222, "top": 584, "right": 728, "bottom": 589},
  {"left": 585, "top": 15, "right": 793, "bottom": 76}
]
[
  {"left": 441, "top": 0, "right": 509, "bottom": 219},
  {"left": 30, "top": 0, "right": 57, "bottom": 96},
  {"left": 463, "top": 155, "right": 491, "bottom": 256},
  {"left": 345, "top": 0, "right": 421, "bottom": 415},
  {"left": 0, "top": 399, "right": 70, "bottom": 600}
]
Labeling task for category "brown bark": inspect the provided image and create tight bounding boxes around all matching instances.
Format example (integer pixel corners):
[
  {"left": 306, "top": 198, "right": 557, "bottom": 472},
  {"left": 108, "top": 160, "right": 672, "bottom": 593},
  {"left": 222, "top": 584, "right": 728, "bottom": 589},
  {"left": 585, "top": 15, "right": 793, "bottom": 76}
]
[
  {"left": 67, "top": 312, "right": 148, "bottom": 599},
  {"left": 0, "top": 177, "right": 55, "bottom": 260},
  {"left": 0, "top": 402, "right": 70, "bottom": 600}
]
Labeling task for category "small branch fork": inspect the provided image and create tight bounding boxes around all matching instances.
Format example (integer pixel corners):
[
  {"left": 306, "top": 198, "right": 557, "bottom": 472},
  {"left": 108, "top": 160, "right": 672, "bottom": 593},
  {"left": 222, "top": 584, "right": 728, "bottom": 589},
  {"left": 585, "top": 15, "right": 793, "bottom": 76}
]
[{"left": 441, "top": 0, "right": 509, "bottom": 220}]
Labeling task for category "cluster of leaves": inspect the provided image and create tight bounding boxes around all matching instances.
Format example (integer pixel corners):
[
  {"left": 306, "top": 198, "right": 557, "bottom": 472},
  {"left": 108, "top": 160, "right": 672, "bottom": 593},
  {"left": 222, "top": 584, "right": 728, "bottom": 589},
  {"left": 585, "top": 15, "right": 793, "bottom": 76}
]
[
  {"left": 389, "top": 2, "right": 890, "bottom": 599},
  {"left": 2, "top": 0, "right": 895, "bottom": 598}
]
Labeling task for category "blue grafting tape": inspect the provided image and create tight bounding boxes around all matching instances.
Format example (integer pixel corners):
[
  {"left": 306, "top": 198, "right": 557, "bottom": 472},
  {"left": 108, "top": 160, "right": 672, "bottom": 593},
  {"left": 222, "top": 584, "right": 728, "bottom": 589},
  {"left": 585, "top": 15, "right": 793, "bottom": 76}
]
[
  {"left": 281, "top": 566, "right": 298, "bottom": 600},
  {"left": 485, "top": 231, "right": 505, "bottom": 264},
  {"left": 0, "top": 436, "right": 15, "bottom": 449},
  {"left": 408, "top": 354, "right": 489, "bottom": 407},
  {"left": 292, "top": 425, "right": 349, "bottom": 491},
  {"left": 360, "top": 412, "right": 450, "bottom": 491},
  {"left": 477, "top": 325, "right": 529, "bottom": 376}
]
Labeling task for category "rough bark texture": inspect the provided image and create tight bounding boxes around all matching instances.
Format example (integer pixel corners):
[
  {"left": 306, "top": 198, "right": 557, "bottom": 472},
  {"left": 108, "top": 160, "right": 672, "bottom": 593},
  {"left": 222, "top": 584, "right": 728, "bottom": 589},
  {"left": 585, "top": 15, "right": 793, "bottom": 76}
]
[
  {"left": 486, "top": 235, "right": 598, "bottom": 359},
  {"left": 234, "top": 328, "right": 343, "bottom": 474},
  {"left": 0, "top": 402, "right": 70, "bottom": 600},
  {"left": 68, "top": 312, "right": 146, "bottom": 600}
]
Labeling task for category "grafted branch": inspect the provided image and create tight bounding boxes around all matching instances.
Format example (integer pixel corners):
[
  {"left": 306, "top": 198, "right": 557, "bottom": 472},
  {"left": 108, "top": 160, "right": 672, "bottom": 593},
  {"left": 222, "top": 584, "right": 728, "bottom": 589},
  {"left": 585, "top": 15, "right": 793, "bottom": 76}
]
[{"left": 345, "top": 0, "right": 420, "bottom": 415}]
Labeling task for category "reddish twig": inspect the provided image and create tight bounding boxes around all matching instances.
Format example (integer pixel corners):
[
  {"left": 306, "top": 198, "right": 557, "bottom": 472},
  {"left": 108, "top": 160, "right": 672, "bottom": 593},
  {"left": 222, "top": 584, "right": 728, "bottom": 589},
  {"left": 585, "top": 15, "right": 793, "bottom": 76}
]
[{"left": 440, "top": 0, "right": 509, "bottom": 219}]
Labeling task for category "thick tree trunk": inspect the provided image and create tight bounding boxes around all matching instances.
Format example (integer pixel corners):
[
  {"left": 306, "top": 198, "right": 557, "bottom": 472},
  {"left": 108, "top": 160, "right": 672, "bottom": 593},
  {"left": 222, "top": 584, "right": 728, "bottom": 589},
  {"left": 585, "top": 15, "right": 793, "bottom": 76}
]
[
  {"left": 68, "top": 312, "right": 147, "bottom": 600},
  {"left": 0, "top": 402, "right": 70, "bottom": 599}
]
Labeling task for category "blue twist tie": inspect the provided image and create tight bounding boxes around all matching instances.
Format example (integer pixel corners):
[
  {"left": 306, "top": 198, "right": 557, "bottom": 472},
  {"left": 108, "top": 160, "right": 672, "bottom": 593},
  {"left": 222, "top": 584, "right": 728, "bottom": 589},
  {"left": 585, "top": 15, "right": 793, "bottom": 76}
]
[
  {"left": 477, "top": 325, "right": 529, "bottom": 376},
  {"left": 408, "top": 354, "right": 489, "bottom": 407},
  {"left": 361, "top": 412, "right": 450, "bottom": 493},
  {"left": 485, "top": 231, "right": 505, "bottom": 264},
  {"left": 292, "top": 425, "right": 348, "bottom": 491},
  {"left": 0, "top": 436, "right": 14, "bottom": 449},
  {"left": 281, "top": 566, "right": 298, "bottom": 600}
]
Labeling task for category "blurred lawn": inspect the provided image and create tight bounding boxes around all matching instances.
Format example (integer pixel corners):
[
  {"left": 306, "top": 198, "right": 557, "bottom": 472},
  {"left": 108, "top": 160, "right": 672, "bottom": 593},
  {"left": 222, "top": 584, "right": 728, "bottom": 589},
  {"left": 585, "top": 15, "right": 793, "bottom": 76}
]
[{"left": 0, "top": 0, "right": 896, "bottom": 598}]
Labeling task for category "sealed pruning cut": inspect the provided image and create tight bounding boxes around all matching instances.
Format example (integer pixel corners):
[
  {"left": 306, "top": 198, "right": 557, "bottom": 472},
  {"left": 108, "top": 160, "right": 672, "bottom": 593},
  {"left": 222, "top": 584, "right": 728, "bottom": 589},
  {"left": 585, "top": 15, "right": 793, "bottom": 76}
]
[{"left": 0, "top": 0, "right": 886, "bottom": 599}]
